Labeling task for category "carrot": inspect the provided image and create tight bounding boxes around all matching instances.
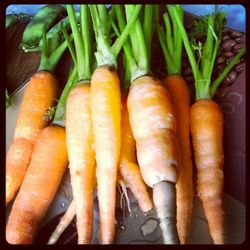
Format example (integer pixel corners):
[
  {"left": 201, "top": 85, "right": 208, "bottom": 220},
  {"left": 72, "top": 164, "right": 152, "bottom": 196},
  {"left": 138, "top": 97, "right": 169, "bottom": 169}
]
[
  {"left": 114, "top": 5, "right": 180, "bottom": 244},
  {"left": 64, "top": 5, "right": 96, "bottom": 244},
  {"left": 6, "top": 125, "right": 68, "bottom": 244},
  {"left": 190, "top": 99, "right": 224, "bottom": 243},
  {"left": 47, "top": 200, "right": 76, "bottom": 244},
  {"left": 157, "top": 6, "right": 194, "bottom": 244},
  {"left": 66, "top": 83, "right": 95, "bottom": 244},
  {"left": 6, "top": 18, "right": 71, "bottom": 205},
  {"left": 171, "top": 5, "right": 246, "bottom": 244},
  {"left": 6, "top": 71, "right": 58, "bottom": 205},
  {"left": 119, "top": 94, "right": 153, "bottom": 213},
  {"left": 91, "top": 66, "right": 121, "bottom": 244},
  {"left": 163, "top": 75, "right": 193, "bottom": 244},
  {"left": 6, "top": 24, "right": 79, "bottom": 243},
  {"left": 89, "top": 5, "right": 142, "bottom": 244}
]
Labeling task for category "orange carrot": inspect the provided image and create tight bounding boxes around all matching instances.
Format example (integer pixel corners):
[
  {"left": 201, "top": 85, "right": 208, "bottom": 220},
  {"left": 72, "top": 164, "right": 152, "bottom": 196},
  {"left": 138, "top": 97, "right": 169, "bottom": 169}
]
[
  {"left": 171, "top": 5, "right": 245, "bottom": 243},
  {"left": 89, "top": 5, "right": 141, "bottom": 243},
  {"left": 119, "top": 94, "right": 153, "bottom": 213},
  {"left": 6, "top": 16, "right": 71, "bottom": 205},
  {"left": 190, "top": 99, "right": 224, "bottom": 243},
  {"left": 6, "top": 71, "right": 58, "bottom": 205},
  {"left": 64, "top": 5, "right": 97, "bottom": 244},
  {"left": 6, "top": 125, "right": 68, "bottom": 244},
  {"left": 127, "top": 75, "right": 180, "bottom": 244},
  {"left": 113, "top": 5, "right": 180, "bottom": 243},
  {"left": 91, "top": 66, "right": 121, "bottom": 244},
  {"left": 66, "top": 83, "right": 95, "bottom": 244},
  {"left": 163, "top": 75, "right": 193, "bottom": 244},
  {"left": 157, "top": 5, "right": 193, "bottom": 243}
]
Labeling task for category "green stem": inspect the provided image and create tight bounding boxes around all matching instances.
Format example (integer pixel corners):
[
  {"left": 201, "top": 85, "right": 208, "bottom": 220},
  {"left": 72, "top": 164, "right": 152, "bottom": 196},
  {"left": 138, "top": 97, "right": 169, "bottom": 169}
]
[
  {"left": 171, "top": 5, "right": 202, "bottom": 97},
  {"left": 207, "top": 39, "right": 220, "bottom": 81},
  {"left": 168, "top": 5, "right": 183, "bottom": 75},
  {"left": 201, "top": 15, "right": 214, "bottom": 79},
  {"left": 61, "top": 23, "right": 77, "bottom": 66},
  {"left": 90, "top": 5, "right": 115, "bottom": 67},
  {"left": 111, "top": 13, "right": 137, "bottom": 82},
  {"left": 67, "top": 5, "right": 85, "bottom": 80},
  {"left": 210, "top": 47, "right": 245, "bottom": 97},
  {"left": 38, "top": 26, "right": 70, "bottom": 72},
  {"left": 81, "top": 5, "right": 92, "bottom": 80},
  {"left": 157, "top": 25, "right": 176, "bottom": 75},
  {"left": 125, "top": 5, "right": 149, "bottom": 74},
  {"left": 143, "top": 5, "right": 153, "bottom": 61},
  {"left": 97, "top": 5, "right": 109, "bottom": 34},
  {"left": 53, "top": 65, "right": 78, "bottom": 126},
  {"left": 163, "top": 12, "right": 174, "bottom": 57},
  {"left": 107, "top": 6, "right": 116, "bottom": 35},
  {"left": 111, "top": 5, "right": 142, "bottom": 59},
  {"left": 48, "top": 34, "right": 73, "bottom": 72}
]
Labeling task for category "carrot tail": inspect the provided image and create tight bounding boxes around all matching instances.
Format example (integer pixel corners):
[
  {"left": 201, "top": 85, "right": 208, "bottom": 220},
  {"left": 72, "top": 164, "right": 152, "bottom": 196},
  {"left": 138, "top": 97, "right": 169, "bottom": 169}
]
[
  {"left": 163, "top": 75, "right": 194, "bottom": 244},
  {"left": 6, "top": 71, "right": 58, "bottom": 205},
  {"left": 47, "top": 200, "right": 76, "bottom": 244},
  {"left": 6, "top": 125, "right": 68, "bottom": 244},
  {"left": 176, "top": 167, "right": 193, "bottom": 244},
  {"left": 119, "top": 161, "right": 153, "bottom": 212},
  {"left": 191, "top": 99, "right": 224, "bottom": 244},
  {"left": 66, "top": 83, "right": 95, "bottom": 244},
  {"left": 153, "top": 181, "right": 180, "bottom": 244},
  {"left": 91, "top": 66, "right": 121, "bottom": 244},
  {"left": 119, "top": 93, "right": 153, "bottom": 213}
]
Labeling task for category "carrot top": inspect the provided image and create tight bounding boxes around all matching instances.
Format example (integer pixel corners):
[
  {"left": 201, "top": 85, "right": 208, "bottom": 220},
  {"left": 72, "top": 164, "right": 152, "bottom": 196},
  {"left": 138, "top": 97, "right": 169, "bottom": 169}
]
[
  {"left": 157, "top": 5, "right": 183, "bottom": 76},
  {"left": 89, "top": 4, "right": 142, "bottom": 69},
  {"left": 112, "top": 5, "right": 158, "bottom": 86},
  {"left": 53, "top": 5, "right": 94, "bottom": 126},
  {"left": 38, "top": 26, "right": 71, "bottom": 72},
  {"left": 52, "top": 65, "right": 78, "bottom": 126},
  {"left": 66, "top": 5, "right": 93, "bottom": 81},
  {"left": 170, "top": 5, "right": 246, "bottom": 100}
]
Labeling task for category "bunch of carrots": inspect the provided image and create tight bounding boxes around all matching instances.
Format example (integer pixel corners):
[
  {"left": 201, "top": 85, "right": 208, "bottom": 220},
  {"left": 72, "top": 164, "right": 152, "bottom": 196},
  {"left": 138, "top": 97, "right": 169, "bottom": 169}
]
[{"left": 6, "top": 4, "right": 245, "bottom": 245}]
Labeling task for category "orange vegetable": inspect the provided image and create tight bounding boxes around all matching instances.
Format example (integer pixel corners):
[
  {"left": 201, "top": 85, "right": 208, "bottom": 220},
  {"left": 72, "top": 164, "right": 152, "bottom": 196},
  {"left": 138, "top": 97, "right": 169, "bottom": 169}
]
[
  {"left": 6, "top": 71, "right": 58, "bottom": 205},
  {"left": 6, "top": 125, "right": 68, "bottom": 244},
  {"left": 127, "top": 75, "right": 180, "bottom": 244},
  {"left": 190, "top": 99, "right": 224, "bottom": 244},
  {"left": 90, "top": 66, "right": 121, "bottom": 244},
  {"left": 163, "top": 75, "right": 194, "bottom": 244},
  {"left": 66, "top": 83, "right": 95, "bottom": 244},
  {"left": 119, "top": 94, "right": 153, "bottom": 212}
]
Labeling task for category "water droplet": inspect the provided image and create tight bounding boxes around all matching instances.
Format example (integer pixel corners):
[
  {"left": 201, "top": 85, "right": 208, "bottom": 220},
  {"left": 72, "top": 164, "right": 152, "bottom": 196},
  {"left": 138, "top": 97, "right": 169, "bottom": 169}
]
[
  {"left": 120, "top": 225, "right": 126, "bottom": 230},
  {"left": 135, "top": 214, "right": 138, "bottom": 218}
]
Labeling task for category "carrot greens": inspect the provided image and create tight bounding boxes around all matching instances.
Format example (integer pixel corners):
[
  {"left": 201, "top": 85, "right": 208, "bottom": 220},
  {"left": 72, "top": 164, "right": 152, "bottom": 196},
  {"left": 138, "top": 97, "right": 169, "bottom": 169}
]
[{"left": 170, "top": 5, "right": 246, "bottom": 100}]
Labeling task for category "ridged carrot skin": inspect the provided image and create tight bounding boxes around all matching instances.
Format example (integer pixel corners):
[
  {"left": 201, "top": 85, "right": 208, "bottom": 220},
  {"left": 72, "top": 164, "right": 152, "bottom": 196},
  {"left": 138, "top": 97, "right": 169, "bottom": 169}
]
[
  {"left": 119, "top": 94, "right": 153, "bottom": 212},
  {"left": 66, "top": 83, "right": 95, "bottom": 244},
  {"left": 191, "top": 99, "right": 224, "bottom": 244},
  {"left": 127, "top": 75, "right": 178, "bottom": 187},
  {"left": 163, "top": 75, "right": 193, "bottom": 244},
  {"left": 6, "top": 71, "right": 58, "bottom": 205},
  {"left": 6, "top": 125, "right": 68, "bottom": 244},
  {"left": 90, "top": 66, "right": 121, "bottom": 244}
]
